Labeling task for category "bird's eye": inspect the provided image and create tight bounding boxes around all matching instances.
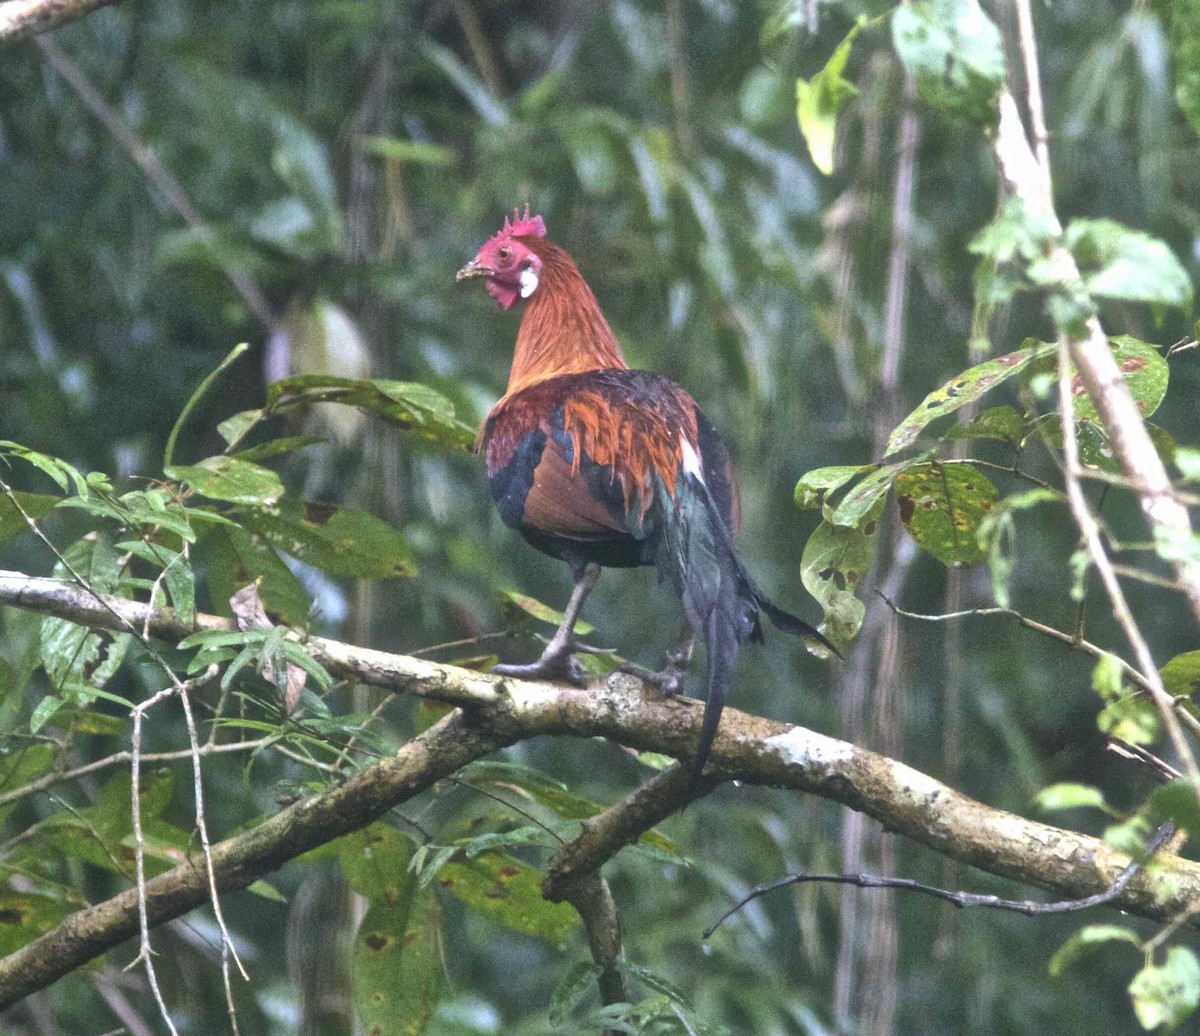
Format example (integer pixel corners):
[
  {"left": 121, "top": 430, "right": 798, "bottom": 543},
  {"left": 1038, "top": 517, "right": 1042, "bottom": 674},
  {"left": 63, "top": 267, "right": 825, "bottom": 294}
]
[{"left": 497, "top": 246, "right": 513, "bottom": 261}]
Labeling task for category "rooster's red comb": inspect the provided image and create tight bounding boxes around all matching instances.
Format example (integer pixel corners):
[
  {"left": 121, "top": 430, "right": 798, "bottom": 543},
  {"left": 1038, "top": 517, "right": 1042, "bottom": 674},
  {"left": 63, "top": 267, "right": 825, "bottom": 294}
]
[{"left": 492, "top": 204, "right": 546, "bottom": 242}]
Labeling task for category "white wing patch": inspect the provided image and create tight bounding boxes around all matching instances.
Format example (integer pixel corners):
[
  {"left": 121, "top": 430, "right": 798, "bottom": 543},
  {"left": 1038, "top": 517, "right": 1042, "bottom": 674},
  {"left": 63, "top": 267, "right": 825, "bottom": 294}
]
[
  {"left": 519, "top": 267, "right": 539, "bottom": 298},
  {"left": 680, "top": 439, "right": 705, "bottom": 484}
]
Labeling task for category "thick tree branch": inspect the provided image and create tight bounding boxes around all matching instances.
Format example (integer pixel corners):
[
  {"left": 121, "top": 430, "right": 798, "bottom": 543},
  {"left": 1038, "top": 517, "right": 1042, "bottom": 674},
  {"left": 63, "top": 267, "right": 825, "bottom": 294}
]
[
  {"left": 3, "top": 571, "right": 1200, "bottom": 1007},
  {"left": 0, "top": 0, "right": 119, "bottom": 43}
]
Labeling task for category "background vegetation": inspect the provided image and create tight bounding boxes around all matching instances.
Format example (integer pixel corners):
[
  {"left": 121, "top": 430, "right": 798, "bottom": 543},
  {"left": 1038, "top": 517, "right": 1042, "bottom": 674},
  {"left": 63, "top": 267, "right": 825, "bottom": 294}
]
[{"left": 1, "top": 0, "right": 1199, "bottom": 1032}]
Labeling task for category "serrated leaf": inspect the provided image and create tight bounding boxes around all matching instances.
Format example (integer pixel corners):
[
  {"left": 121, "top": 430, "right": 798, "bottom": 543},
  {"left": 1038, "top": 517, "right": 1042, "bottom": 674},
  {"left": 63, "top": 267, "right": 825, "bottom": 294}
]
[
  {"left": 795, "top": 19, "right": 862, "bottom": 175},
  {"left": 267, "top": 375, "right": 476, "bottom": 450},
  {"left": 242, "top": 499, "right": 416, "bottom": 579},
  {"left": 886, "top": 341, "right": 1052, "bottom": 455},
  {"left": 0, "top": 492, "right": 59, "bottom": 548},
  {"left": 353, "top": 892, "right": 443, "bottom": 1036},
  {"left": 1066, "top": 220, "right": 1193, "bottom": 311},
  {"left": 896, "top": 461, "right": 997, "bottom": 566},
  {"left": 941, "top": 405, "right": 1025, "bottom": 445},
  {"left": 1049, "top": 925, "right": 1141, "bottom": 977},
  {"left": 1130, "top": 947, "right": 1200, "bottom": 1030},
  {"left": 435, "top": 851, "right": 578, "bottom": 943},
  {"left": 892, "top": 0, "right": 1005, "bottom": 124},
  {"left": 199, "top": 525, "right": 311, "bottom": 625},
  {"left": 1034, "top": 783, "right": 1109, "bottom": 813},
  {"left": 800, "top": 509, "right": 880, "bottom": 648},
  {"left": 166, "top": 456, "right": 284, "bottom": 506}
]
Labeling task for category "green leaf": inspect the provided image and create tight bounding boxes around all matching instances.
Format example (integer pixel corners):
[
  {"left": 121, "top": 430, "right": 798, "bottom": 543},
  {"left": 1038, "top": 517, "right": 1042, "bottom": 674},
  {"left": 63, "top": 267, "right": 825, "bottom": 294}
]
[
  {"left": 337, "top": 824, "right": 415, "bottom": 904},
  {"left": 118, "top": 541, "right": 195, "bottom": 625},
  {"left": 1162, "top": 651, "right": 1200, "bottom": 699},
  {"left": 166, "top": 456, "right": 285, "bottom": 506},
  {"left": 266, "top": 375, "right": 476, "bottom": 450},
  {"left": 356, "top": 135, "right": 455, "bottom": 166},
  {"left": 1073, "top": 336, "right": 1170, "bottom": 423},
  {"left": 353, "top": 893, "right": 443, "bottom": 1036},
  {"left": 941, "top": 405, "right": 1025, "bottom": 446},
  {"left": 829, "top": 460, "right": 920, "bottom": 528},
  {"left": 435, "top": 851, "right": 578, "bottom": 943},
  {"left": 0, "top": 492, "right": 59, "bottom": 548},
  {"left": 241, "top": 499, "right": 416, "bottom": 579},
  {"left": 800, "top": 509, "right": 880, "bottom": 648},
  {"left": 977, "top": 487, "right": 1065, "bottom": 608},
  {"left": 895, "top": 461, "right": 998, "bottom": 566},
  {"left": 164, "top": 343, "right": 251, "bottom": 469},
  {"left": 1065, "top": 219, "right": 1193, "bottom": 311},
  {"left": 1130, "top": 947, "right": 1200, "bottom": 1030},
  {"left": 0, "top": 892, "right": 75, "bottom": 957},
  {"left": 886, "top": 340, "right": 1053, "bottom": 455},
  {"left": 1034, "top": 783, "right": 1110, "bottom": 814},
  {"left": 0, "top": 442, "right": 88, "bottom": 497},
  {"left": 1162, "top": 0, "right": 1200, "bottom": 136},
  {"left": 499, "top": 588, "right": 594, "bottom": 636},
  {"left": 234, "top": 435, "right": 326, "bottom": 464},
  {"left": 0, "top": 744, "right": 56, "bottom": 826},
  {"left": 793, "top": 465, "right": 866, "bottom": 511},
  {"left": 892, "top": 0, "right": 1005, "bottom": 124},
  {"left": 198, "top": 525, "right": 311, "bottom": 625},
  {"left": 1147, "top": 779, "right": 1200, "bottom": 839},
  {"left": 795, "top": 20, "right": 862, "bottom": 175},
  {"left": 1048, "top": 925, "right": 1142, "bottom": 977},
  {"left": 550, "top": 960, "right": 602, "bottom": 1025},
  {"left": 216, "top": 409, "right": 265, "bottom": 447}
]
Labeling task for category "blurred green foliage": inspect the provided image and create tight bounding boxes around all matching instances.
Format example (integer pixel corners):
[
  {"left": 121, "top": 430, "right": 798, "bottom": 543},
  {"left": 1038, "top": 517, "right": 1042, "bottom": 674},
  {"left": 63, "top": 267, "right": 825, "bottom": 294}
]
[{"left": 1, "top": 0, "right": 1199, "bottom": 1033}]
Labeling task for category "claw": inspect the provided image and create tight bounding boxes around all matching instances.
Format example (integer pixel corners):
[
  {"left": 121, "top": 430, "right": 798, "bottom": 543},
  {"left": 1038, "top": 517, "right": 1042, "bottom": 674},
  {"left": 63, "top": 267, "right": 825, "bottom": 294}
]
[
  {"left": 615, "top": 660, "right": 688, "bottom": 699},
  {"left": 493, "top": 652, "right": 587, "bottom": 688}
]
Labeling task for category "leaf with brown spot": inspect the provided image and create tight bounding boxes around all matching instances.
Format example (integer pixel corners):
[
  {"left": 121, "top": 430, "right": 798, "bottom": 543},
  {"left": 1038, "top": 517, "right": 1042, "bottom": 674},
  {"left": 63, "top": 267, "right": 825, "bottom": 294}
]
[
  {"left": 353, "top": 892, "right": 444, "bottom": 1036},
  {"left": 1073, "top": 336, "right": 1168, "bottom": 423},
  {"left": 0, "top": 893, "right": 74, "bottom": 957},
  {"left": 801, "top": 501, "right": 883, "bottom": 649},
  {"left": 886, "top": 339, "right": 1053, "bottom": 456},
  {"left": 896, "top": 461, "right": 997, "bottom": 567},
  {"left": 436, "top": 851, "right": 578, "bottom": 943}
]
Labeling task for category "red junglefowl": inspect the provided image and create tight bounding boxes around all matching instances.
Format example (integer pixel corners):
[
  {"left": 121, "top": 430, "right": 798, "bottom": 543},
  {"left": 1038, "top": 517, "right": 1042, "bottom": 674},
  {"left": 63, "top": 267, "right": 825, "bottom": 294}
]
[{"left": 458, "top": 206, "right": 832, "bottom": 786}]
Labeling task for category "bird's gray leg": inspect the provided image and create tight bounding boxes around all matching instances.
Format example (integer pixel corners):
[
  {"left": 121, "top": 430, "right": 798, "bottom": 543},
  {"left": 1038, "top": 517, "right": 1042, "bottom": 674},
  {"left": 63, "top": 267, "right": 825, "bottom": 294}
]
[
  {"left": 616, "top": 627, "right": 695, "bottom": 698},
  {"left": 493, "top": 563, "right": 601, "bottom": 687}
]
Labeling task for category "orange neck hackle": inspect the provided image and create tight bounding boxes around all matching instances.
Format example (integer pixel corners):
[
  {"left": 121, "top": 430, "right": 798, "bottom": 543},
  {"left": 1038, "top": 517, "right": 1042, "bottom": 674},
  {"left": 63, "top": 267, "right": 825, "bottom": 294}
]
[{"left": 502, "top": 243, "right": 627, "bottom": 399}]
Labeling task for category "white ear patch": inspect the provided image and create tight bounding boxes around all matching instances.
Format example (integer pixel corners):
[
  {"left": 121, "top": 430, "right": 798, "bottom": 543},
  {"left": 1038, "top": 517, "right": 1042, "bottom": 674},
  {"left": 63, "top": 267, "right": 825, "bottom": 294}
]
[
  {"left": 680, "top": 439, "right": 705, "bottom": 484},
  {"left": 519, "top": 267, "right": 539, "bottom": 298}
]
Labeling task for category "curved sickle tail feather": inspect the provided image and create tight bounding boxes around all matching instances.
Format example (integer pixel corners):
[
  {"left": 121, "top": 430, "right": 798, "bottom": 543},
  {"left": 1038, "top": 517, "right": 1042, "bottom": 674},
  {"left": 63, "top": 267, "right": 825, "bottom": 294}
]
[{"left": 659, "top": 472, "right": 835, "bottom": 792}]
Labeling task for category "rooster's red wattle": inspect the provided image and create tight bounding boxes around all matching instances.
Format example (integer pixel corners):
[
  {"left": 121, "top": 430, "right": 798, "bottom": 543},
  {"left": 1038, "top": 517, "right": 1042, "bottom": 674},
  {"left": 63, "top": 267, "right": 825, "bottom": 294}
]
[{"left": 458, "top": 207, "right": 831, "bottom": 787}]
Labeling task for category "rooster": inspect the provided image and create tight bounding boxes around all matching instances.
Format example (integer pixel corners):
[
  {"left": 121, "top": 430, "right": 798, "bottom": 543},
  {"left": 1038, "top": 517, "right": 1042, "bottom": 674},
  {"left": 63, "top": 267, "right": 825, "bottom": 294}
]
[{"left": 458, "top": 207, "right": 832, "bottom": 786}]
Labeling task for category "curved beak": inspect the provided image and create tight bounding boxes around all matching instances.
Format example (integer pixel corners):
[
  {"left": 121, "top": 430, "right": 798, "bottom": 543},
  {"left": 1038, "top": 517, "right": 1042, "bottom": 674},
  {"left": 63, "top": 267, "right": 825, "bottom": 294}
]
[{"left": 456, "top": 258, "right": 489, "bottom": 283}]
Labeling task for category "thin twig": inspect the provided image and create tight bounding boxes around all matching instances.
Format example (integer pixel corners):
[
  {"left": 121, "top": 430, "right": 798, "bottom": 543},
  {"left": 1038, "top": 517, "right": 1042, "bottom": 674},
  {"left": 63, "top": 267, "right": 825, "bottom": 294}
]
[
  {"left": 1055, "top": 345, "right": 1200, "bottom": 789},
  {"left": 706, "top": 821, "right": 1177, "bottom": 938},
  {"left": 878, "top": 592, "right": 1200, "bottom": 739},
  {"left": 177, "top": 675, "right": 247, "bottom": 1033},
  {"left": 0, "top": 739, "right": 271, "bottom": 811},
  {"left": 1014, "top": 0, "right": 1052, "bottom": 200}
]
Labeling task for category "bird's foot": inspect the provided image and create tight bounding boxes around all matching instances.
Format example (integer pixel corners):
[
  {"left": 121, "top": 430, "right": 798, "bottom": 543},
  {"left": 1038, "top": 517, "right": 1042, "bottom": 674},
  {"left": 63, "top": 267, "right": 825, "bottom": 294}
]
[
  {"left": 493, "top": 649, "right": 588, "bottom": 688},
  {"left": 616, "top": 655, "right": 690, "bottom": 700}
]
